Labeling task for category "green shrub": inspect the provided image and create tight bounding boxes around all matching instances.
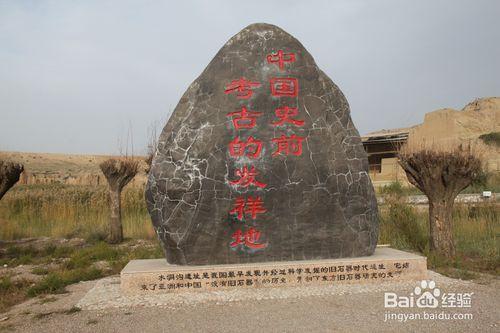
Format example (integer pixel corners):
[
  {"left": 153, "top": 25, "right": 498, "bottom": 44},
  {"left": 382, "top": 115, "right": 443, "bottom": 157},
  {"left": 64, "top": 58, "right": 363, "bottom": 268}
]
[
  {"left": 64, "top": 306, "right": 81, "bottom": 314},
  {"left": 6, "top": 245, "right": 35, "bottom": 257},
  {"left": 27, "top": 274, "right": 66, "bottom": 297},
  {"left": 479, "top": 132, "right": 500, "bottom": 147},
  {"left": 380, "top": 203, "right": 427, "bottom": 252},
  {"left": 0, "top": 276, "right": 30, "bottom": 312},
  {"left": 27, "top": 267, "right": 103, "bottom": 297},
  {"left": 60, "top": 267, "right": 103, "bottom": 285},
  {"left": 32, "top": 267, "right": 50, "bottom": 275},
  {"left": 85, "top": 230, "right": 107, "bottom": 243},
  {"left": 379, "top": 182, "right": 405, "bottom": 197},
  {"left": 17, "top": 254, "right": 33, "bottom": 265},
  {"left": 462, "top": 171, "right": 500, "bottom": 193},
  {"left": 64, "top": 242, "right": 121, "bottom": 269},
  {"left": 379, "top": 181, "right": 422, "bottom": 196},
  {"left": 51, "top": 246, "right": 76, "bottom": 258},
  {"left": 0, "top": 276, "right": 13, "bottom": 292}
]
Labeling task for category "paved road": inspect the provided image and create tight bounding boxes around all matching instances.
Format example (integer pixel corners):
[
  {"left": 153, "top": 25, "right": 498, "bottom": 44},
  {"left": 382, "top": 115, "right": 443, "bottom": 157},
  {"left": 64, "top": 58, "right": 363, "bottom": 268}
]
[{"left": 1, "top": 272, "right": 498, "bottom": 333}]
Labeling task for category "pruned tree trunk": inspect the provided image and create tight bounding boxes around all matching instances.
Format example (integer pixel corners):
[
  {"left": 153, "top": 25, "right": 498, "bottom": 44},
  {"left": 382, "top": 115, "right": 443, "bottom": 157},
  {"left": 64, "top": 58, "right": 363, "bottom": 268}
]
[
  {"left": 99, "top": 158, "right": 139, "bottom": 244},
  {"left": 398, "top": 143, "right": 481, "bottom": 258},
  {"left": 428, "top": 200, "right": 455, "bottom": 257},
  {"left": 0, "top": 161, "right": 24, "bottom": 201},
  {"left": 108, "top": 186, "right": 123, "bottom": 244}
]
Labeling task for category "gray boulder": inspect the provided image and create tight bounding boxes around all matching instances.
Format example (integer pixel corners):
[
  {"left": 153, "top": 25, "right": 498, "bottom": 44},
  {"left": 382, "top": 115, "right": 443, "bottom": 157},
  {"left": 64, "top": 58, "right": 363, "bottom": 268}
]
[{"left": 146, "top": 23, "right": 378, "bottom": 265}]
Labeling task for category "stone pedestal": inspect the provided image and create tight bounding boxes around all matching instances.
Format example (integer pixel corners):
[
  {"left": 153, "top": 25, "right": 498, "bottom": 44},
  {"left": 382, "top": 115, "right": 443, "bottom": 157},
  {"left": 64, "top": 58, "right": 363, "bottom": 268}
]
[{"left": 121, "top": 247, "right": 427, "bottom": 294}]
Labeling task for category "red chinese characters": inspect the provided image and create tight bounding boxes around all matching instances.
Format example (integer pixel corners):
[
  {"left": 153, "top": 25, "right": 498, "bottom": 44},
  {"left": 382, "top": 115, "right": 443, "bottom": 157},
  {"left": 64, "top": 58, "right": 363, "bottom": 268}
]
[
  {"left": 230, "top": 165, "right": 267, "bottom": 188},
  {"left": 272, "top": 134, "right": 305, "bottom": 156},
  {"left": 266, "top": 50, "right": 296, "bottom": 70},
  {"left": 223, "top": 49, "right": 305, "bottom": 252},
  {"left": 272, "top": 106, "right": 304, "bottom": 127},
  {"left": 224, "top": 78, "right": 261, "bottom": 99},
  {"left": 230, "top": 228, "right": 266, "bottom": 249},
  {"left": 226, "top": 106, "right": 262, "bottom": 129},
  {"left": 230, "top": 196, "right": 267, "bottom": 221},
  {"left": 229, "top": 136, "right": 263, "bottom": 159},
  {"left": 270, "top": 78, "right": 298, "bottom": 97}
]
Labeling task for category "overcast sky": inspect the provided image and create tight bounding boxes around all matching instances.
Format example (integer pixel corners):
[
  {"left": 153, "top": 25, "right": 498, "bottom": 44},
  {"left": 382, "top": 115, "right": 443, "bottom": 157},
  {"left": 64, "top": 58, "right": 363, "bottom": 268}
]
[{"left": 1, "top": 0, "right": 499, "bottom": 155}]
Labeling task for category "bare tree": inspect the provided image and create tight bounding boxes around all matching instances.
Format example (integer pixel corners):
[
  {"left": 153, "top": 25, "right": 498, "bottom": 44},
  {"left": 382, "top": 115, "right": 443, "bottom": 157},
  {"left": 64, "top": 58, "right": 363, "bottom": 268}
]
[
  {"left": 0, "top": 160, "right": 24, "bottom": 201},
  {"left": 99, "top": 158, "right": 139, "bottom": 243},
  {"left": 398, "top": 143, "right": 482, "bottom": 258},
  {"left": 144, "top": 121, "right": 159, "bottom": 174}
]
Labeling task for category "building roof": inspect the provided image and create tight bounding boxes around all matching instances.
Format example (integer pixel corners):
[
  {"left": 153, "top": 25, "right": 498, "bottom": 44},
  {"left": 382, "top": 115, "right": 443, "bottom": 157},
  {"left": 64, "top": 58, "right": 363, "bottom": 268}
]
[{"left": 361, "top": 127, "right": 412, "bottom": 143}]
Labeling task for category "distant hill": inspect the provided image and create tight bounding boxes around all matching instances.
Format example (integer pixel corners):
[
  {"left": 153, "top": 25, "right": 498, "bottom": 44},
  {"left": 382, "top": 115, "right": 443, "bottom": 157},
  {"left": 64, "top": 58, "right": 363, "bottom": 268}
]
[
  {"left": 408, "top": 97, "right": 500, "bottom": 171},
  {"left": 408, "top": 97, "right": 500, "bottom": 145},
  {"left": 0, "top": 151, "right": 148, "bottom": 187}
]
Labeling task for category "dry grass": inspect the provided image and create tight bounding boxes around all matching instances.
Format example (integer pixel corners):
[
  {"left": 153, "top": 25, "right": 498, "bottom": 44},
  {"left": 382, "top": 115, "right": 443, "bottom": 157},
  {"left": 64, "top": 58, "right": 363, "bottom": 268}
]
[
  {"left": 0, "top": 184, "right": 154, "bottom": 241},
  {"left": 379, "top": 185, "right": 499, "bottom": 277},
  {"left": 1, "top": 183, "right": 498, "bottom": 279}
]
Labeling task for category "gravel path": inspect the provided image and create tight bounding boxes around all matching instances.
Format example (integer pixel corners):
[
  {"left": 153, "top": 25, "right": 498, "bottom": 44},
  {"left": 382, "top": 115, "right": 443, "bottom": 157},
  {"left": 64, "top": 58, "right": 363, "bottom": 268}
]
[{"left": 1, "top": 270, "right": 498, "bottom": 333}]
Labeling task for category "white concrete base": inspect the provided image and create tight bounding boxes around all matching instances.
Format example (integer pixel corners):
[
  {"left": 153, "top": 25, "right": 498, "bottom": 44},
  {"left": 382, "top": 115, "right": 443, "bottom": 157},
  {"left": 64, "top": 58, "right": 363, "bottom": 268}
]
[{"left": 121, "top": 248, "right": 427, "bottom": 294}]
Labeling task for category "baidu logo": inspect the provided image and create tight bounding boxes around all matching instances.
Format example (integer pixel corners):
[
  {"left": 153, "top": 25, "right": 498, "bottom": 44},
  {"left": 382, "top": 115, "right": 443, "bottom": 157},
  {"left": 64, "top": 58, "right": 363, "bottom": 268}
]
[
  {"left": 414, "top": 280, "right": 441, "bottom": 308},
  {"left": 384, "top": 280, "right": 472, "bottom": 309}
]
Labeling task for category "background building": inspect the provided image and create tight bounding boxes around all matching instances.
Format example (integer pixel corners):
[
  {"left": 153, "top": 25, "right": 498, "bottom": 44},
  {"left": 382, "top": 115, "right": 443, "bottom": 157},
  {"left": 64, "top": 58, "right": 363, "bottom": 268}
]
[{"left": 362, "top": 97, "right": 500, "bottom": 187}]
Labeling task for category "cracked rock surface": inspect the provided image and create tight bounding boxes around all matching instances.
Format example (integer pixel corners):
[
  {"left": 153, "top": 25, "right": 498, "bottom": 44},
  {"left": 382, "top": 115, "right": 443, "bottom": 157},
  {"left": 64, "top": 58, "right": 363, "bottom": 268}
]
[{"left": 146, "top": 23, "right": 379, "bottom": 265}]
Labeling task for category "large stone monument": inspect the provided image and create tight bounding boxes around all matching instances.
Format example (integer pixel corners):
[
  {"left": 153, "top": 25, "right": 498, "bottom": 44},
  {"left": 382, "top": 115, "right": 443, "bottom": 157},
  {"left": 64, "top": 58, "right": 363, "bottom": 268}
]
[
  {"left": 121, "top": 24, "right": 427, "bottom": 294},
  {"left": 145, "top": 23, "right": 379, "bottom": 265}
]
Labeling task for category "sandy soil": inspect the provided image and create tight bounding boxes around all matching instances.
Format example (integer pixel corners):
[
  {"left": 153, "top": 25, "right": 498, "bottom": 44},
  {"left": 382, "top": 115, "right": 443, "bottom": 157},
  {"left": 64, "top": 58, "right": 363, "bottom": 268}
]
[{"left": 0, "top": 271, "right": 498, "bottom": 333}]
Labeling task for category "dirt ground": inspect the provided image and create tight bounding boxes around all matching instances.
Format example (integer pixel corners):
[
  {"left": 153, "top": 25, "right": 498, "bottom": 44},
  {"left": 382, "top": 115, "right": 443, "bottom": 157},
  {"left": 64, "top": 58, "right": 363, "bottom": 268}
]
[{"left": 0, "top": 271, "right": 498, "bottom": 333}]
